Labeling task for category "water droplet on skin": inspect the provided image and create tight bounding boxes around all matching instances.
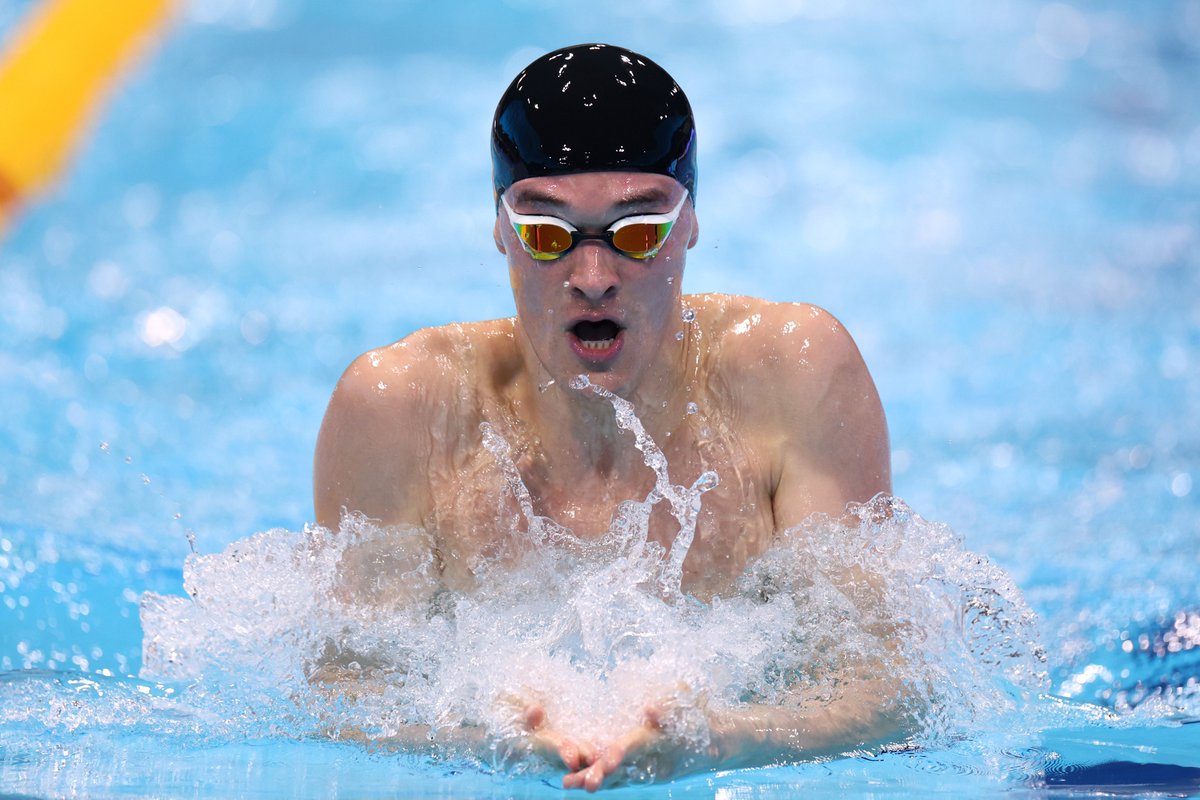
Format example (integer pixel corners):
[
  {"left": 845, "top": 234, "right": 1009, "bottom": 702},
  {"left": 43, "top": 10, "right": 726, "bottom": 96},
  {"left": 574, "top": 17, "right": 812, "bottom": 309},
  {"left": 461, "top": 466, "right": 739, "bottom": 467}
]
[
  {"left": 691, "top": 470, "right": 719, "bottom": 493},
  {"left": 666, "top": 276, "right": 674, "bottom": 285},
  {"left": 687, "top": 402, "right": 699, "bottom": 415},
  {"left": 681, "top": 308, "right": 696, "bottom": 323},
  {"left": 562, "top": 281, "right": 570, "bottom": 289},
  {"left": 675, "top": 331, "right": 685, "bottom": 341},
  {"left": 661, "top": 401, "right": 668, "bottom": 409}
]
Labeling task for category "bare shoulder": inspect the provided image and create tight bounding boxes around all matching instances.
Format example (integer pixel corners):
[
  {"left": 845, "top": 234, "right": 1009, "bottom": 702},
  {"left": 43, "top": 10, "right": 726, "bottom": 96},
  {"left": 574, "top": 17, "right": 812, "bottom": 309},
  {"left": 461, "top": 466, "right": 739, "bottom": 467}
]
[
  {"left": 691, "top": 293, "right": 863, "bottom": 406},
  {"left": 326, "top": 325, "right": 463, "bottom": 428},
  {"left": 689, "top": 293, "right": 890, "bottom": 520},
  {"left": 324, "top": 318, "right": 516, "bottom": 421},
  {"left": 313, "top": 320, "right": 514, "bottom": 529}
]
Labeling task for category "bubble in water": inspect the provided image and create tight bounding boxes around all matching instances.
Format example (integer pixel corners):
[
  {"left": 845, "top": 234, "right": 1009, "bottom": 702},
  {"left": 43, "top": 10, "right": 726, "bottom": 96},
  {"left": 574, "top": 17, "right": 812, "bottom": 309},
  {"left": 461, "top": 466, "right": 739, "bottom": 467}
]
[
  {"left": 99, "top": 442, "right": 110, "bottom": 453},
  {"left": 124, "top": 456, "right": 132, "bottom": 464},
  {"left": 140, "top": 474, "right": 151, "bottom": 486}
]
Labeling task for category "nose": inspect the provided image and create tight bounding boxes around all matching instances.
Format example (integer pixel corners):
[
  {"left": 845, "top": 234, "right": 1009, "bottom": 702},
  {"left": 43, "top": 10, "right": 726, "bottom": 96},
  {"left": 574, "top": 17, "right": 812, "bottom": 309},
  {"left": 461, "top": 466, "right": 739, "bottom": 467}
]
[{"left": 567, "top": 243, "right": 620, "bottom": 302}]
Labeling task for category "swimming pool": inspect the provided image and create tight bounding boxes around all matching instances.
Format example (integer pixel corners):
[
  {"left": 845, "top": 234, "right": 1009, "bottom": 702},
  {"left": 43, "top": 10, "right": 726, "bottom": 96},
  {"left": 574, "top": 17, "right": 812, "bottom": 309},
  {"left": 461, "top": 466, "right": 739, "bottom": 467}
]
[{"left": 2, "top": 0, "right": 1198, "bottom": 795}]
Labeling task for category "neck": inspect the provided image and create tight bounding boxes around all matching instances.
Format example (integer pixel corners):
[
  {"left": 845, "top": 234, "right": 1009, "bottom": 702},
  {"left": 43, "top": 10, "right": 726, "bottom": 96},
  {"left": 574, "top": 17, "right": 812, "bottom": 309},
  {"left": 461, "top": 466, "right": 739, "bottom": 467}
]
[{"left": 509, "top": 315, "right": 696, "bottom": 478}]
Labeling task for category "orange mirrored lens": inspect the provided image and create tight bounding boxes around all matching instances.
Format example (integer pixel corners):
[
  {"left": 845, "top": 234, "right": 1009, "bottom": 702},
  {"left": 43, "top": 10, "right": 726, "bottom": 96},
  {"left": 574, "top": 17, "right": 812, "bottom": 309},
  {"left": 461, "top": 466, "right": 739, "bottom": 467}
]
[
  {"left": 518, "top": 223, "right": 572, "bottom": 256},
  {"left": 611, "top": 222, "right": 667, "bottom": 256}
]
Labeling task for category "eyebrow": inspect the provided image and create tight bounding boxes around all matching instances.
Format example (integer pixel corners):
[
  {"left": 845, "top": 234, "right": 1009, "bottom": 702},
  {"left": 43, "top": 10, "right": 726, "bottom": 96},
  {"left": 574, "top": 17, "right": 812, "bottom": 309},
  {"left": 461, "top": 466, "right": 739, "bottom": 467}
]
[{"left": 614, "top": 189, "right": 673, "bottom": 209}]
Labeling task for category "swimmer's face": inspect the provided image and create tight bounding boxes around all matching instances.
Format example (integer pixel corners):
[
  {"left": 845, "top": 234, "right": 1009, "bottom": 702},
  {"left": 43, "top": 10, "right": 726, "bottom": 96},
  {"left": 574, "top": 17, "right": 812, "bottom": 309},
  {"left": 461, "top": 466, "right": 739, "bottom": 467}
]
[{"left": 495, "top": 172, "right": 699, "bottom": 397}]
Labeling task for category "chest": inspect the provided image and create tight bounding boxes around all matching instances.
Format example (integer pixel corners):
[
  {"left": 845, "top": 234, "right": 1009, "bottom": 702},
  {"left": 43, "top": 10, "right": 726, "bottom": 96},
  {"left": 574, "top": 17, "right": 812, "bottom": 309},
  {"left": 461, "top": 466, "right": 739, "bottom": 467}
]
[{"left": 427, "top": 412, "right": 777, "bottom": 600}]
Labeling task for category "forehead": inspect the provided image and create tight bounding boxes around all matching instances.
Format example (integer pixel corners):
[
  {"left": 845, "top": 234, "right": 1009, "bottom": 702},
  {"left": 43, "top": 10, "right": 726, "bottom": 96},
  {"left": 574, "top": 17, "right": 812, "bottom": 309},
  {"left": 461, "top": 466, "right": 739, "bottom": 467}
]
[{"left": 507, "top": 172, "right": 684, "bottom": 213}]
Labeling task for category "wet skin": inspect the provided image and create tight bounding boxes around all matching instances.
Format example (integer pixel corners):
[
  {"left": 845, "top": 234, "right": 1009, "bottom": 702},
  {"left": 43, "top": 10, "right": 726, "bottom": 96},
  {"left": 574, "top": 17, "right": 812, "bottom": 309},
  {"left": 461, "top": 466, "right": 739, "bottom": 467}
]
[{"left": 314, "top": 171, "right": 898, "bottom": 789}]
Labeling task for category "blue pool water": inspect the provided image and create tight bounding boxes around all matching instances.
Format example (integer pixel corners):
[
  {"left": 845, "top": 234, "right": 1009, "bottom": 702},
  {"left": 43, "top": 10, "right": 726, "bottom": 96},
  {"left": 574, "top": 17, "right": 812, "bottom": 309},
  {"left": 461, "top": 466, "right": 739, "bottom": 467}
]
[{"left": 2, "top": 0, "right": 1199, "bottom": 796}]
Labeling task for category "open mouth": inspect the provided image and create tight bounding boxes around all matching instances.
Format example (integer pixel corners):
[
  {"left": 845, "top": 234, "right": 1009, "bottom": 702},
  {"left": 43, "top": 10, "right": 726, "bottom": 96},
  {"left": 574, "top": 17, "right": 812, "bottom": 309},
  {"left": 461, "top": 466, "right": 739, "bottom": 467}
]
[
  {"left": 568, "top": 319, "right": 624, "bottom": 361},
  {"left": 571, "top": 319, "right": 622, "bottom": 350}
]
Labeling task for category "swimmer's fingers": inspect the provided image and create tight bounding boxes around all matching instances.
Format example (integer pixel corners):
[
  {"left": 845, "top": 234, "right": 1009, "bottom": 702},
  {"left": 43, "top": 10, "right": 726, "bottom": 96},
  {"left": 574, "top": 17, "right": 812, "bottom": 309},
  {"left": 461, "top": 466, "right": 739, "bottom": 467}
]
[
  {"left": 527, "top": 722, "right": 591, "bottom": 771},
  {"left": 508, "top": 698, "right": 592, "bottom": 771},
  {"left": 494, "top": 690, "right": 549, "bottom": 740},
  {"left": 562, "top": 710, "right": 664, "bottom": 792},
  {"left": 547, "top": 733, "right": 593, "bottom": 772},
  {"left": 560, "top": 730, "right": 655, "bottom": 792}
]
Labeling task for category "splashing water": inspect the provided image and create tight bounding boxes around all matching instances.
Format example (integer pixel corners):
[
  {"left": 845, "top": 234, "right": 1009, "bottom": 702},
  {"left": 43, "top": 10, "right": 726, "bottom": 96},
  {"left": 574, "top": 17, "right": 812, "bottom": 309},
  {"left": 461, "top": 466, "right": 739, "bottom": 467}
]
[
  {"left": 129, "top": 382, "right": 1063, "bottom": 776},
  {"left": 565, "top": 374, "right": 718, "bottom": 601}
]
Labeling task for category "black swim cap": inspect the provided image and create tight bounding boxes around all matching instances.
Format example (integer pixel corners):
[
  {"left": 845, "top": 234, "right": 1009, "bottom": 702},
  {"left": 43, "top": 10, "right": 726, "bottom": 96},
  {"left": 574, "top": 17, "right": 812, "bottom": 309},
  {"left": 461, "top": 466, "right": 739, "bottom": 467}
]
[{"left": 491, "top": 43, "right": 697, "bottom": 207}]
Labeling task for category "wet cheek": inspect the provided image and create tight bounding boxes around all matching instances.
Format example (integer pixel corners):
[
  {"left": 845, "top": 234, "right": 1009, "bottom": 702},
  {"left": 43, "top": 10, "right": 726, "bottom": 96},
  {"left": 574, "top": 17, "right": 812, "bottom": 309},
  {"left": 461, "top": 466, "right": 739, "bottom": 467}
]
[{"left": 513, "top": 280, "right": 555, "bottom": 330}]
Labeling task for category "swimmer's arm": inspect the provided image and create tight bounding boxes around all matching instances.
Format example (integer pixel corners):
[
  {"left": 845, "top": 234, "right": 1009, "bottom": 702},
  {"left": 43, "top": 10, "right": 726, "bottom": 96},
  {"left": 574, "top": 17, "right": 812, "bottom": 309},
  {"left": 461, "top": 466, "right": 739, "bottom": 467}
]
[
  {"left": 762, "top": 303, "right": 892, "bottom": 524},
  {"left": 310, "top": 669, "right": 584, "bottom": 769},
  {"left": 743, "top": 306, "right": 905, "bottom": 755},
  {"left": 561, "top": 675, "right": 913, "bottom": 790},
  {"left": 704, "top": 676, "right": 913, "bottom": 766},
  {"left": 308, "top": 663, "right": 496, "bottom": 758},
  {"left": 307, "top": 662, "right": 437, "bottom": 749},
  {"left": 314, "top": 332, "right": 447, "bottom": 530}
]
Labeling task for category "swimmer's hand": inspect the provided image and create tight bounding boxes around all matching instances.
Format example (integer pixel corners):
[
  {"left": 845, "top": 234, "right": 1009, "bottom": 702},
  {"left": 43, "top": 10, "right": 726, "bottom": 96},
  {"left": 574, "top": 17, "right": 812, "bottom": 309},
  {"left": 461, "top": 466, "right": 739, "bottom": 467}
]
[
  {"left": 496, "top": 694, "right": 594, "bottom": 773},
  {"left": 500, "top": 695, "right": 684, "bottom": 789},
  {"left": 561, "top": 704, "right": 690, "bottom": 792}
]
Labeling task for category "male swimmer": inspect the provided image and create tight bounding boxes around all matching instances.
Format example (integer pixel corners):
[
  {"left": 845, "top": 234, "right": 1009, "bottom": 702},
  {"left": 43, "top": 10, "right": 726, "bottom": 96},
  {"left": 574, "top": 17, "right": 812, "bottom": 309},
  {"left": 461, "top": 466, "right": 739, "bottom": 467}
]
[{"left": 315, "top": 44, "right": 901, "bottom": 791}]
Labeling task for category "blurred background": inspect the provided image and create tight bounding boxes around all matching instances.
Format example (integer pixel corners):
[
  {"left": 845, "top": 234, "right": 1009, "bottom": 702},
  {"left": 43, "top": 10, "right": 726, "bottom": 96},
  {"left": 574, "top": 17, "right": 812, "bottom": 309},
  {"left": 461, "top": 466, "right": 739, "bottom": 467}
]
[{"left": 0, "top": 0, "right": 1197, "bottom": 698}]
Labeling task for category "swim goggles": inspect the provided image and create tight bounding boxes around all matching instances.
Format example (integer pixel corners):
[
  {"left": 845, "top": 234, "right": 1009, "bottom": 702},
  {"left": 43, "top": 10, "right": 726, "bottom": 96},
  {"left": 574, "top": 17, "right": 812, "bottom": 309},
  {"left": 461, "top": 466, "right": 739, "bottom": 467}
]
[{"left": 500, "top": 191, "right": 688, "bottom": 261}]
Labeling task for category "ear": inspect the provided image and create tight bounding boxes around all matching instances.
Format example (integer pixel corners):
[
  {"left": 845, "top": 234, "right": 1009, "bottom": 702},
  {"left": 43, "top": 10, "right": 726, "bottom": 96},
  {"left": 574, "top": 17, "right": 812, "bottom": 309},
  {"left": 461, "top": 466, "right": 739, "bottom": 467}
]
[{"left": 493, "top": 213, "right": 507, "bottom": 254}]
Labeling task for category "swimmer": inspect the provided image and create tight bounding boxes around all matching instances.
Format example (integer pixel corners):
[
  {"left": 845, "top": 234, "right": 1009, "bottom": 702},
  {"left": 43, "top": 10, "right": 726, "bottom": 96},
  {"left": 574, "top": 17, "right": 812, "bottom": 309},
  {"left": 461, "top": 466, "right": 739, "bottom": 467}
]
[{"left": 314, "top": 43, "right": 900, "bottom": 790}]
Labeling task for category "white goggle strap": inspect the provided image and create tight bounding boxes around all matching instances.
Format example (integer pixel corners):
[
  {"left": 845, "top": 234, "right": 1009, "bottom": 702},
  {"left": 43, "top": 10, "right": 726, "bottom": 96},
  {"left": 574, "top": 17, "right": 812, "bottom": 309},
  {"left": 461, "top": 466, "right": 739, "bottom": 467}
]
[
  {"left": 500, "top": 194, "right": 578, "bottom": 232},
  {"left": 606, "top": 190, "right": 689, "bottom": 235}
]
